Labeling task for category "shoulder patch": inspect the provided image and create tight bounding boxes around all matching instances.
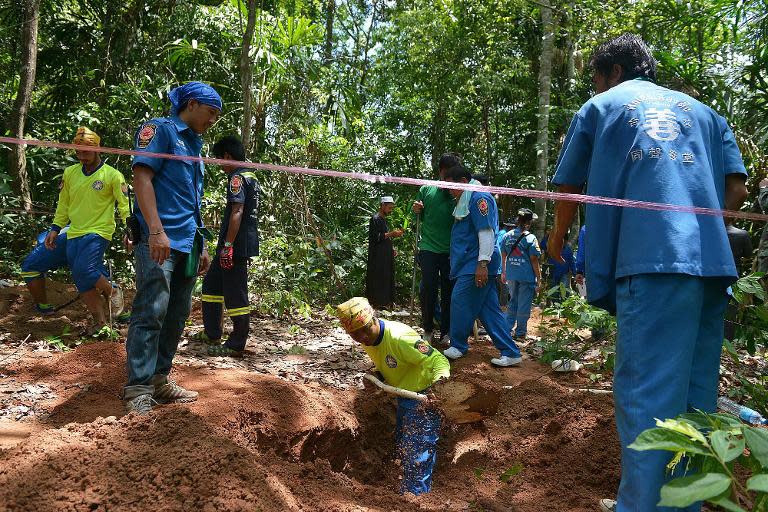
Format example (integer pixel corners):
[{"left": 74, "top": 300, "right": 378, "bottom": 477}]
[
  {"left": 414, "top": 341, "right": 434, "bottom": 356},
  {"left": 385, "top": 354, "right": 398, "bottom": 368},
  {"left": 230, "top": 175, "right": 243, "bottom": 195},
  {"left": 137, "top": 123, "right": 157, "bottom": 149},
  {"left": 477, "top": 198, "right": 489, "bottom": 216}
]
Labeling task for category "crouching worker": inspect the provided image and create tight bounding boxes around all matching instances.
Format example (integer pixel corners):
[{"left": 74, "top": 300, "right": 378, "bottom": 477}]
[
  {"left": 336, "top": 297, "right": 449, "bottom": 495},
  {"left": 20, "top": 127, "right": 128, "bottom": 331},
  {"left": 197, "top": 136, "right": 261, "bottom": 357}
]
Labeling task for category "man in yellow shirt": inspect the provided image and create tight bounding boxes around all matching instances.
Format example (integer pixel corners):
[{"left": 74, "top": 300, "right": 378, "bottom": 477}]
[
  {"left": 20, "top": 127, "right": 129, "bottom": 331},
  {"left": 336, "top": 297, "right": 449, "bottom": 495}
]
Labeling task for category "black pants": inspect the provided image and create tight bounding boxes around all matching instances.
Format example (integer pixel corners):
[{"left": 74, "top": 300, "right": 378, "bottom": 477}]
[
  {"left": 201, "top": 255, "right": 250, "bottom": 351},
  {"left": 418, "top": 250, "right": 453, "bottom": 336}
]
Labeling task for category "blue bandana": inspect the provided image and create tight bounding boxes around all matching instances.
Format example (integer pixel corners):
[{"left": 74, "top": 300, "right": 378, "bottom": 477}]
[{"left": 169, "top": 82, "right": 223, "bottom": 115}]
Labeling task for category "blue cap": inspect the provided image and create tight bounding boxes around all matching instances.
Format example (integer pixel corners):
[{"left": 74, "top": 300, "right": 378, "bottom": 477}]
[{"left": 169, "top": 81, "right": 223, "bottom": 116}]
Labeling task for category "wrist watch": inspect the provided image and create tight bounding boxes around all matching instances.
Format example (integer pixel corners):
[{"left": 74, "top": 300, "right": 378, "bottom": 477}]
[{"left": 224, "top": 241, "right": 233, "bottom": 248}]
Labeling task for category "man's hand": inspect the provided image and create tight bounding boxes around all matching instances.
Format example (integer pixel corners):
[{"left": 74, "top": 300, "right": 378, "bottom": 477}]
[
  {"left": 391, "top": 228, "right": 404, "bottom": 238},
  {"left": 547, "top": 235, "right": 566, "bottom": 264},
  {"left": 500, "top": 271, "right": 507, "bottom": 285},
  {"left": 123, "top": 234, "right": 134, "bottom": 254},
  {"left": 393, "top": 248, "right": 398, "bottom": 257},
  {"left": 760, "top": 178, "right": 768, "bottom": 189},
  {"left": 412, "top": 200, "right": 424, "bottom": 214},
  {"left": 198, "top": 248, "right": 211, "bottom": 275},
  {"left": 149, "top": 231, "right": 171, "bottom": 265},
  {"left": 475, "top": 263, "right": 489, "bottom": 287},
  {"left": 219, "top": 246, "right": 233, "bottom": 270},
  {"left": 44, "top": 230, "right": 58, "bottom": 250}
]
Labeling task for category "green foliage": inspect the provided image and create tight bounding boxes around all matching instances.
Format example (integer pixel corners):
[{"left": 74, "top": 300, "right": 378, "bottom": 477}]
[{"left": 630, "top": 411, "right": 768, "bottom": 510}]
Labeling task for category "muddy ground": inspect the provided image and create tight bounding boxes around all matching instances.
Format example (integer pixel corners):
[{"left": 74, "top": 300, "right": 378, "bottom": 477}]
[{"left": 0, "top": 281, "right": 620, "bottom": 511}]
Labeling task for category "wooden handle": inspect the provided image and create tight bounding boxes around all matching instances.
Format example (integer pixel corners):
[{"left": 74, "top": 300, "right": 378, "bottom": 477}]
[{"left": 364, "top": 374, "right": 427, "bottom": 402}]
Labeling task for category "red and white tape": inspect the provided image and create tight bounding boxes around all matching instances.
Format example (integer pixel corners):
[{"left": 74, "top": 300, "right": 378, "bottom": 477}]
[{"left": 1, "top": 136, "right": 765, "bottom": 222}]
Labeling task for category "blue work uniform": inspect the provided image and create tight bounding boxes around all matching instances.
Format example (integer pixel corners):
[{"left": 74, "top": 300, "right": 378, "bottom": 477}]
[
  {"left": 553, "top": 78, "right": 747, "bottom": 512},
  {"left": 501, "top": 228, "right": 541, "bottom": 337},
  {"left": 124, "top": 115, "right": 206, "bottom": 398},
  {"left": 448, "top": 191, "right": 520, "bottom": 358},
  {"left": 575, "top": 225, "right": 586, "bottom": 276}
]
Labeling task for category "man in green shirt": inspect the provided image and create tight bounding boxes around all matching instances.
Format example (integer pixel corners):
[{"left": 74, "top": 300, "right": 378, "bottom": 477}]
[
  {"left": 337, "top": 296, "right": 449, "bottom": 495},
  {"left": 412, "top": 153, "right": 461, "bottom": 344}
]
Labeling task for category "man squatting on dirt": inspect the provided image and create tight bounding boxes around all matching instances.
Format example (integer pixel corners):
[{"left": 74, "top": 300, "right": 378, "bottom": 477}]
[
  {"left": 336, "top": 296, "right": 450, "bottom": 495},
  {"left": 123, "top": 82, "right": 222, "bottom": 415},
  {"left": 21, "top": 126, "right": 128, "bottom": 333},
  {"left": 547, "top": 34, "right": 748, "bottom": 512}
]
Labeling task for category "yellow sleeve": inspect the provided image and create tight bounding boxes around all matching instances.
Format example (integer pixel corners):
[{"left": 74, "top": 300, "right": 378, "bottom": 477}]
[
  {"left": 112, "top": 170, "right": 129, "bottom": 222},
  {"left": 393, "top": 337, "right": 451, "bottom": 383},
  {"left": 52, "top": 169, "right": 70, "bottom": 228}
]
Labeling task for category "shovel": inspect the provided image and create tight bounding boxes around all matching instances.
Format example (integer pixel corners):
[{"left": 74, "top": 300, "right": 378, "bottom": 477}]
[{"left": 363, "top": 374, "right": 499, "bottom": 424}]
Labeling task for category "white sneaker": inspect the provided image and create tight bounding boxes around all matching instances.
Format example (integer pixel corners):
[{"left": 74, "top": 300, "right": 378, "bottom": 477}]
[
  {"left": 490, "top": 355, "right": 522, "bottom": 367},
  {"left": 422, "top": 330, "right": 433, "bottom": 342},
  {"left": 598, "top": 499, "right": 616, "bottom": 512},
  {"left": 443, "top": 347, "right": 464, "bottom": 360}
]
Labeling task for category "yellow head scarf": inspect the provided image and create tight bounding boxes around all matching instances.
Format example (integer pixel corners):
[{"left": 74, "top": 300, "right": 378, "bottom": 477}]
[
  {"left": 336, "top": 297, "right": 375, "bottom": 333},
  {"left": 72, "top": 126, "right": 101, "bottom": 147}
]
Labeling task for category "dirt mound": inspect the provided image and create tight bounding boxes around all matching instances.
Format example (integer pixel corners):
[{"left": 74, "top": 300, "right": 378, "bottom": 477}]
[{"left": 0, "top": 332, "right": 620, "bottom": 511}]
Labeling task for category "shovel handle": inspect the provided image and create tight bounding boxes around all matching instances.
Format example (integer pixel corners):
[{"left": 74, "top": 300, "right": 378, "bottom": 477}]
[{"left": 363, "top": 374, "right": 427, "bottom": 402}]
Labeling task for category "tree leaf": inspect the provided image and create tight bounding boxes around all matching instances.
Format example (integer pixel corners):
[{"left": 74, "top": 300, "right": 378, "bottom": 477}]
[
  {"left": 709, "top": 493, "right": 749, "bottom": 512},
  {"left": 710, "top": 430, "right": 745, "bottom": 463},
  {"left": 499, "top": 463, "right": 523, "bottom": 482},
  {"left": 658, "top": 473, "right": 732, "bottom": 507},
  {"left": 744, "top": 427, "right": 768, "bottom": 468},
  {"left": 747, "top": 474, "right": 768, "bottom": 493},
  {"left": 629, "top": 428, "right": 710, "bottom": 456}
]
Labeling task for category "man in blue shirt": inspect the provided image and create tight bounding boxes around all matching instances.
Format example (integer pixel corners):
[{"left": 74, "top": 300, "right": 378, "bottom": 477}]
[
  {"left": 441, "top": 164, "right": 522, "bottom": 367},
  {"left": 501, "top": 209, "right": 542, "bottom": 339},
  {"left": 547, "top": 35, "right": 748, "bottom": 512},
  {"left": 123, "top": 81, "right": 222, "bottom": 415},
  {"left": 540, "top": 230, "right": 575, "bottom": 301}
]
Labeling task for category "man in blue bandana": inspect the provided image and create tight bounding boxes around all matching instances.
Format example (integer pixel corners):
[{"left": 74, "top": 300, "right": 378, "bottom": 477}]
[
  {"left": 123, "top": 81, "right": 223, "bottom": 415},
  {"left": 441, "top": 164, "right": 522, "bottom": 367},
  {"left": 547, "top": 35, "right": 748, "bottom": 511}
]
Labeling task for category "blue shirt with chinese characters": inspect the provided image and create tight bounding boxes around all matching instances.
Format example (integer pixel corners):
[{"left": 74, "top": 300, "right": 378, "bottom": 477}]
[
  {"left": 501, "top": 228, "right": 541, "bottom": 283},
  {"left": 552, "top": 78, "right": 747, "bottom": 312},
  {"left": 449, "top": 191, "right": 502, "bottom": 278},
  {"left": 131, "top": 116, "right": 205, "bottom": 254}
]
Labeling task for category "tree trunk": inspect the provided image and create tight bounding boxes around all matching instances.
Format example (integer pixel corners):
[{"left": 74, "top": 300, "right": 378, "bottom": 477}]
[
  {"left": 323, "top": 0, "right": 335, "bottom": 66},
  {"left": 8, "top": 0, "right": 40, "bottom": 211},
  {"left": 240, "top": 0, "right": 258, "bottom": 154},
  {"left": 533, "top": 0, "right": 554, "bottom": 239}
]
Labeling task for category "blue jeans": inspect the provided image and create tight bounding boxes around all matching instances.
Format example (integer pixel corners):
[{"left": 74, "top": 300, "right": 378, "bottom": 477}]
[
  {"left": 506, "top": 280, "right": 536, "bottom": 337},
  {"left": 396, "top": 397, "right": 441, "bottom": 495},
  {"left": 124, "top": 242, "right": 196, "bottom": 398},
  {"left": 614, "top": 274, "right": 728, "bottom": 512},
  {"left": 449, "top": 274, "right": 520, "bottom": 357}
]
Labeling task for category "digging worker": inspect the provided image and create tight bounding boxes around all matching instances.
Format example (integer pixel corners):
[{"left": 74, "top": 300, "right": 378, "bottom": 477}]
[
  {"left": 440, "top": 164, "right": 522, "bottom": 367},
  {"left": 336, "top": 296, "right": 449, "bottom": 495},
  {"left": 547, "top": 34, "right": 748, "bottom": 512},
  {"left": 123, "top": 81, "right": 222, "bottom": 415},
  {"left": 412, "top": 153, "right": 460, "bottom": 344},
  {"left": 20, "top": 126, "right": 128, "bottom": 332},
  {"left": 196, "top": 135, "right": 261, "bottom": 357}
]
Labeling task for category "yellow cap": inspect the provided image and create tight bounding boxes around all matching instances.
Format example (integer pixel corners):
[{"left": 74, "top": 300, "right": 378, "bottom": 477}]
[
  {"left": 336, "top": 297, "right": 375, "bottom": 333},
  {"left": 72, "top": 126, "right": 101, "bottom": 147}
]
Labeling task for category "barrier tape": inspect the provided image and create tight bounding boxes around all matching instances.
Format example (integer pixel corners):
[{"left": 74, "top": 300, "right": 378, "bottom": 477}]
[{"left": 1, "top": 136, "right": 766, "bottom": 222}]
